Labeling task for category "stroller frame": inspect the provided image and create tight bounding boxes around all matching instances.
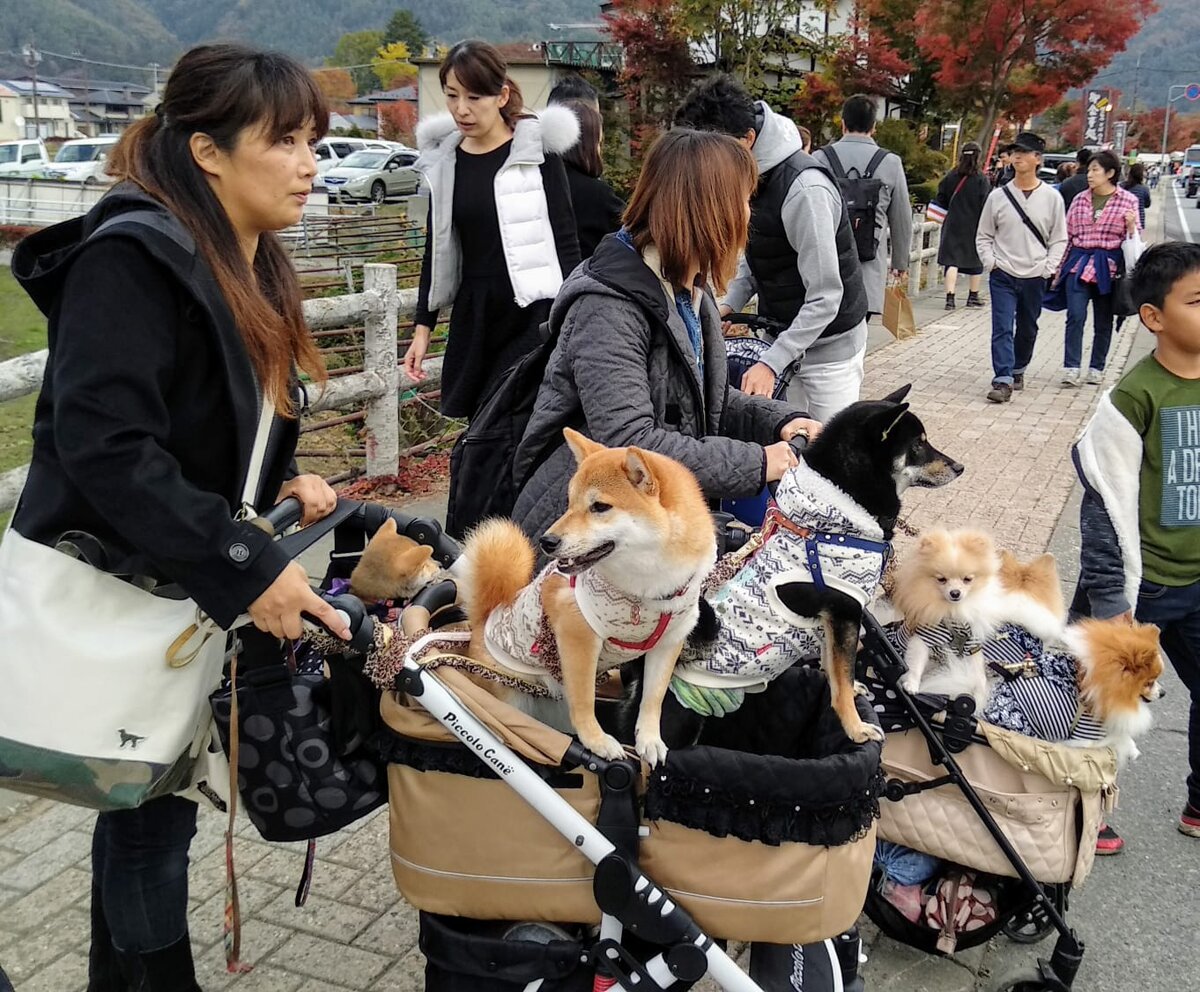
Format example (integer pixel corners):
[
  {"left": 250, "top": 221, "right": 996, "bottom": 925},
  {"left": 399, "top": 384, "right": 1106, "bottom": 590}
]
[
  {"left": 858, "top": 611, "right": 1085, "bottom": 992},
  {"left": 392, "top": 631, "right": 767, "bottom": 991}
]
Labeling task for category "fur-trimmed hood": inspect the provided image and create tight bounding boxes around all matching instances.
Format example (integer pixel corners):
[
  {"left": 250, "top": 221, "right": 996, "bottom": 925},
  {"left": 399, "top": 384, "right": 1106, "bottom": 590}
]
[{"left": 415, "top": 104, "right": 580, "bottom": 163}]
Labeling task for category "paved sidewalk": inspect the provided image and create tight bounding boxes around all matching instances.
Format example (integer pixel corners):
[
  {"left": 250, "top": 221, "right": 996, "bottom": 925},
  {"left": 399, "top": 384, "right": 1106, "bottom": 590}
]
[{"left": 0, "top": 282, "right": 1179, "bottom": 991}]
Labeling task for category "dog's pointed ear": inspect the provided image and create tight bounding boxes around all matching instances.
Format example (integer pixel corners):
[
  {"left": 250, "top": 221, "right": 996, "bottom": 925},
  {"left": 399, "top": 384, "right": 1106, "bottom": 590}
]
[
  {"left": 624, "top": 448, "right": 658, "bottom": 495},
  {"left": 867, "top": 402, "right": 911, "bottom": 440},
  {"left": 880, "top": 384, "right": 912, "bottom": 404},
  {"left": 398, "top": 544, "right": 435, "bottom": 568},
  {"left": 379, "top": 517, "right": 398, "bottom": 535},
  {"left": 564, "top": 428, "right": 600, "bottom": 466}
]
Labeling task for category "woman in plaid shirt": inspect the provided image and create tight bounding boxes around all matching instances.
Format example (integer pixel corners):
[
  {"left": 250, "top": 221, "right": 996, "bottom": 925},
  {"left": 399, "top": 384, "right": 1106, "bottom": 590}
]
[{"left": 1060, "top": 148, "right": 1140, "bottom": 385}]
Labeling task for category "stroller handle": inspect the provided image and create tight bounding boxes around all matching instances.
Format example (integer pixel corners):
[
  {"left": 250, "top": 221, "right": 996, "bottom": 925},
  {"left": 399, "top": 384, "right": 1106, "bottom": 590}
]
[{"left": 258, "top": 496, "right": 304, "bottom": 535}]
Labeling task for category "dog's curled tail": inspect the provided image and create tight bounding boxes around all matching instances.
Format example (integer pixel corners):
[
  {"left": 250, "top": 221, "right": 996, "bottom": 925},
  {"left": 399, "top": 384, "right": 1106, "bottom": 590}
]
[{"left": 459, "top": 518, "right": 537, "bottom": 629}]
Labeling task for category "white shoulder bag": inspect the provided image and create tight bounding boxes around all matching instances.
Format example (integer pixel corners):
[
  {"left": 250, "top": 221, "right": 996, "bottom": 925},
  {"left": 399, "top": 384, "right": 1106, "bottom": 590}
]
[{"left": 0, "top": 400, "right": 276, "bottom": 810}]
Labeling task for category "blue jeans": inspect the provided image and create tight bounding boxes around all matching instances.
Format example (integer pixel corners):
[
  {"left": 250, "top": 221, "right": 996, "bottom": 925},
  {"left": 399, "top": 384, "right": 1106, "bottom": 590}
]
[
  {"left": 89, "top": 795, "right": 198, "bottom": 990},
  {"left": 989, "top": 269, "right": 1044, "bottom": 385},
  {"left": 1136, "top": 579, "right": 1200, "bottom": 810},
  {"left": 1064, "top": 278, "right": 1115, "bottom": 371}
]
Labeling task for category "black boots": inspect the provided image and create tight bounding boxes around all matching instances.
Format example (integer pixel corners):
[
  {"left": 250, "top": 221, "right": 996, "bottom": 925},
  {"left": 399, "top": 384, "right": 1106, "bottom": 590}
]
[
  {"left": 966, "top": 291, "right": 985, "bottom": 308},
  {"left": 88, "top": 933, "right": 200, "bottom": 992},
  {"left": 945, "top": 292, "right": 956, "bottom": 310}
]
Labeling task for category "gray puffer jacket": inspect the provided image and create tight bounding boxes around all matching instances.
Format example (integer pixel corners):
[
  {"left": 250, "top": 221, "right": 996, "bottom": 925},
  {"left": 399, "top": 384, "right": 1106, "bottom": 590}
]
[{"left": 512, "top": 233, "right": 803, "bottom": 543}]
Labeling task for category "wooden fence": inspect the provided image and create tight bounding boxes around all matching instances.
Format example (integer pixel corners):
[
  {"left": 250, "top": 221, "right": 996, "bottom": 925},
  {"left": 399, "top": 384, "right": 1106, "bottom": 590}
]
[{"left": 0, "top": 263, "right": 430, "bottom": 515}]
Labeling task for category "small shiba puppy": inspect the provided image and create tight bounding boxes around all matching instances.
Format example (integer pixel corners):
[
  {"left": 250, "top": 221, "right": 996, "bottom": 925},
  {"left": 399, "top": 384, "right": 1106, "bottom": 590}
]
[
  {"left": 1064, "top": 619, "right": 1166, "bottom": 766},
  {"left": 459, "top": 430, "right": 716, "bottom": 766},
  {"left": 892, "top": 529, "right": 1000, "bottom": 698},
  {"left": 349, "top": 517, "right": 442, "bottom": 602}
]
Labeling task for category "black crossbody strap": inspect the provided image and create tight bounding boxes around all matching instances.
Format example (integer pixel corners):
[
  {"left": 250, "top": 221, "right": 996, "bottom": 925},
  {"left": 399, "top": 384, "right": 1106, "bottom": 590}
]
[
  {"left": 820, "top": 145, "right": 846, "bottom": 178},
  {"left": 1000, "top": 183, "right": 1048, "bottom": 249},
  {"left": 864, "top": 147, "right": 890, "bottom": 179}
]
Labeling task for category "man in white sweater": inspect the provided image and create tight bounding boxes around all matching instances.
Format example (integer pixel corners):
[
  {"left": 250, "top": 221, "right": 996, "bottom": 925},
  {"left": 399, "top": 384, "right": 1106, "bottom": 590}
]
[{"left": 975, "top": 131, "right": 1067, "bottom": 403}]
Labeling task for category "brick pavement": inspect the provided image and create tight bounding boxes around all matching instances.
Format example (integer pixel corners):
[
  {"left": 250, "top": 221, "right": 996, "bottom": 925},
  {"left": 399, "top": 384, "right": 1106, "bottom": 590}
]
[{"left": 0, "top": 299, "right": 1139, "bottom": 991}]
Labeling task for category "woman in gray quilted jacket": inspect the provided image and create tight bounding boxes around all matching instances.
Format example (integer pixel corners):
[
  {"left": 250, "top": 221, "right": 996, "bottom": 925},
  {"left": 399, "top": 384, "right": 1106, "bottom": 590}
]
[{"left": 512, "top": 129, "right": 819, "bottom": 544}]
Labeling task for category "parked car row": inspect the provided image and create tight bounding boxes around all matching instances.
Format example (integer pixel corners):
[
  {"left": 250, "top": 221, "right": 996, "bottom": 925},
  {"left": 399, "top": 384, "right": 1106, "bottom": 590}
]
[{"left": 0, "top": 136, "right": 119, "bottom": 184}]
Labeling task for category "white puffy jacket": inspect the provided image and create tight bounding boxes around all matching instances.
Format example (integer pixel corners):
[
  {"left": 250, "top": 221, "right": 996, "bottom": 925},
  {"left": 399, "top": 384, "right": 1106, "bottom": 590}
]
[{"left": 414, "top": 105, "right": 580, "bottom": 310}]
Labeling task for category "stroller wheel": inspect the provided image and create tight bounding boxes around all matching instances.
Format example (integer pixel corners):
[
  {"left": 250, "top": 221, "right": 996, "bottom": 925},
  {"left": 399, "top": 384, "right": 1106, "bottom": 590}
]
[
  {"left": 1002, "top": 904, "right": 1056, "bottom": 944},
  {"left": 991, "top": 965, "right": 1052, "bottom": 992}
]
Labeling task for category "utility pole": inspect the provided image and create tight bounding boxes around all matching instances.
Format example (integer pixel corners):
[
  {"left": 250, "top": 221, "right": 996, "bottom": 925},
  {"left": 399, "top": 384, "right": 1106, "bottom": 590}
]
[
  {"left": 1130, "top": 53, "right": 1141, "bottom": 114},
  {"left": 21, "top": 41, "right": 42, "bottom": 139},
  {"left": 74, "top": 47, "right": 91, "bottom": 137}
]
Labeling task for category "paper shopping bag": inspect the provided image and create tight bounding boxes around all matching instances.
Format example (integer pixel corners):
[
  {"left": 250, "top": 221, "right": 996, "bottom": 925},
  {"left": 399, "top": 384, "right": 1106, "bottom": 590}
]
[{"left": 883, "top": 284, "right": 917, "bottom": 340}]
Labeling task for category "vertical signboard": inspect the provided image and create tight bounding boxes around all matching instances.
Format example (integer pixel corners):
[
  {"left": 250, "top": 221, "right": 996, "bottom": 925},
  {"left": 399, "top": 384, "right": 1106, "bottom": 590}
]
[
  {"left": 1112, "top": 120, "right": 1129, "bottom": 155},
  {"left": 1083, "top": 89, "right": 1111, "bottom": 145}
]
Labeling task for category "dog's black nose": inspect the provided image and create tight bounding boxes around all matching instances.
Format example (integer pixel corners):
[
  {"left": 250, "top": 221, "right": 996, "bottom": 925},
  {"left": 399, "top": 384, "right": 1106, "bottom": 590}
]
[
  {"left": 540, "top": 533, "right": 562, "bottom": 555},
  {"left": 948, "top": 458, "right": 965, "bottom": 476},
  {"left": 948, "top": 588, "right": 962, "bottom": 601}
]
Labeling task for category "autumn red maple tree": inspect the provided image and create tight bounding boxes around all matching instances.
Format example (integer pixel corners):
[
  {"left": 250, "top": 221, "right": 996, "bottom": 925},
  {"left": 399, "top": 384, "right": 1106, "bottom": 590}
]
[
  {"left": 602, "top": 0, "right": 695, "bottom": 135},
  {"left": 379, "top": 102, "right": 419, "bottom": 144},
  {"left": 915, "top": 0, "right": 1157, "bottom": 144}
]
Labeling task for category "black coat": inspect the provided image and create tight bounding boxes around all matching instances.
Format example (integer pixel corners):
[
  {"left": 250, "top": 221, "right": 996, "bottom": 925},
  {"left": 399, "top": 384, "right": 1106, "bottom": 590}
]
[
  {"left": 11, "top": 187, "right": 297, "bottom": 627},
  {"left": 935, "top": 170, "right": 992, "bottom": 271},
  {"left": 564, "top": 163, "right": 625, "bottom": 260}
]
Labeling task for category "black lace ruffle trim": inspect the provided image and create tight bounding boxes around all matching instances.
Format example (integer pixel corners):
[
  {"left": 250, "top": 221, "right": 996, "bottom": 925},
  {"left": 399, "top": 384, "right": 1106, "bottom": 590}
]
[{"left": 644, "top": 766, "right": 884, "bottom": 848}]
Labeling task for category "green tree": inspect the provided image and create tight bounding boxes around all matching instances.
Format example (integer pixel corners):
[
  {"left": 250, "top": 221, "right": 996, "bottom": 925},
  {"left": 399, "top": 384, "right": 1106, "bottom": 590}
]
[
  {"left": 374, "top": 41, "right": 418, "bottom": 89},
  {"left": 384, "top": 9, "right": 430, "bottom": 57},
  {"left": 328, "top": 30, "right": 385, "bottom": 94}
]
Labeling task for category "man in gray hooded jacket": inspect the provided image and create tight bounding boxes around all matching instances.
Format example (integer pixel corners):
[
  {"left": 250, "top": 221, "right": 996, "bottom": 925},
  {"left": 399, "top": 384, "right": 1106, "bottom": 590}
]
[{"left": 675, "top": 75, "right": 869, "bottom": 422}]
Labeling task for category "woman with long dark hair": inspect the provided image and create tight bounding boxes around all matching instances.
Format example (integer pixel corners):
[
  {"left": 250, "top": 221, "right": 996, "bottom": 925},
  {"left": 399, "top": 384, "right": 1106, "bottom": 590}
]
[
  {"left": 1060, "top": 149, "right": 1141, "bottom": 385},
  {"left": 934, "top": 141, "right": 992, "bottom": 309},
  {"left": 559, "top": 98, "right": 624, "bottom": 259},
  {"left": 404, "top": 40, "right": 581, "bottom": 418},
  {"left": 11, "top": 44, "right": 349, "bottom": 989},
  {"left": 1122, "top": 161, "right": 1152, "bottom": 229}
]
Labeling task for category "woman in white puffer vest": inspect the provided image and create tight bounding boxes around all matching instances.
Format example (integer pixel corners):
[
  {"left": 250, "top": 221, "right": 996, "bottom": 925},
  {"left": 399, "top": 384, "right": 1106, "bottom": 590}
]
[{"left": 405, "top": 40, "right": 582, "bottom": 419}]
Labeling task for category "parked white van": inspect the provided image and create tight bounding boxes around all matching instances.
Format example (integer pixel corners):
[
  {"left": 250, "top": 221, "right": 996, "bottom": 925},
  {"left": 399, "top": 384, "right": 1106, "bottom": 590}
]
[
  {"left": 0, "top": 139, "right": 51, "bottom": 177},
  {"left": 45, "top": 136, "right": 120, "bottom": 184}
]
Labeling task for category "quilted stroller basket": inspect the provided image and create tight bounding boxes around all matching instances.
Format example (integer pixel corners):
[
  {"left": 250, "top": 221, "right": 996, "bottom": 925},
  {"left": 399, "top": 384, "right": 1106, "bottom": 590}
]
[{"left": 381, "top": 637, "right": 882, "bottom": 947}]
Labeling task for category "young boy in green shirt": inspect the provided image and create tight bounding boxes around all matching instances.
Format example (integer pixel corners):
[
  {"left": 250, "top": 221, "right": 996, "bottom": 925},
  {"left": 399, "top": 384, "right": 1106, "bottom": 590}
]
[{"left": 1074, "top": 241, "right": 1200, "bottom": 843}]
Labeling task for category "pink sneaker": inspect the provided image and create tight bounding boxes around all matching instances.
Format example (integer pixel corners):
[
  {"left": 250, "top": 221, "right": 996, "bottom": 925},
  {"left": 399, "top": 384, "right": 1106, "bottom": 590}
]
[
  {"left": 1095, "top": 822, "right": 1124, "bottom": 855},
  {"left": 1180, "top": 804, "right": 1200, "bottom": 838}
]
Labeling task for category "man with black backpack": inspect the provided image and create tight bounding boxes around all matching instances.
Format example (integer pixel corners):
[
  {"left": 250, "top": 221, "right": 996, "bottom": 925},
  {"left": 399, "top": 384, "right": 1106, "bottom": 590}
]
[
  {"left": 814, "top": 94, "right": 913, "bottom": 316},
  {"left": 674, "top": 75, "right": 869, "bottom": 422}
]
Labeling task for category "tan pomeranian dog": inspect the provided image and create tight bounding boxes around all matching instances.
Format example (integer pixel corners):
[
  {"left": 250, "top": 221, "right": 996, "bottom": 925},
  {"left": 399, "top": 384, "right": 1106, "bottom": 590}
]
[
  {"left": 1063, "top": 619, "right": 1165, "bottom": 766},
  {"left": 458, "top": 429, "right": 716, "bottom": 766},
  {"left": 349, "top": 518, "right": 442, "bottom": 602},
  {"left": 993, "top": 550, "right": 1067, "bottom": 640},
  {"left": 892, "top": 529, "right": 1001, "bottom": 698}
]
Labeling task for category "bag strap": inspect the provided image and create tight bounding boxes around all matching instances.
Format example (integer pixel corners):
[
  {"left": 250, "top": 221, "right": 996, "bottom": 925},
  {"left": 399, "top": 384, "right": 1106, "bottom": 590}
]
[
  {"left": 820, "top": 145, "right": 847, "bottom": 179},
  {"left": 222, "top": 648, "right": 253, "bottom": 975},
  {"left": 863, "top": 147, "right": 890, "bottom": 179},
  {"left": 1000, "top": 183, "right": 1049, "bottom": 250},
  {"left": 239, "top": 399, "right": 276, "bottom": 516},
  {"left": 949, "top": 174, "right": 969, "bottom": 204}
]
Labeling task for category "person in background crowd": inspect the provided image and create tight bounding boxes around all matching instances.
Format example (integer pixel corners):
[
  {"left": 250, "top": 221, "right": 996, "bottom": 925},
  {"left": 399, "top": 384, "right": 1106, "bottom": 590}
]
[
  {"left": 798, "top": 124, "right": 813, "bottom": 154},
  {"left": 674, "top": 74, "right": 869, "bottom": 422},
  {"left": 934, "top": 141, "right": 992, "bottom": 310},
  {"left": 1123, "top": 162, "right": 1152, "bottom": 229},
  {"left": 976, "top": 131, "right": 1067, "bottom": 403},
  {"left": 1057, "top": 147, "right": 1092, "bottom": 208},
  {"left": 1055, "top": 162, "right": 1078, "bottom": 188},
  {"left": 559, "top": 98, "right": 624, "bottom": 259},
  {"left": 1059, "top": 148, "right": 1141, "bottom": 386},
  {"left": 10, "top": 43, "right": 349, "bottom": 991},
  {"left": 512, "top": 129, "right": 817, "bottom": 546},
  {"left": 992, "top": 146, "right": 1015, "bottom": 186},
  {"left": 548, "top": 72, "right": 599, "bottom": 111},
  {"left": 406, "top": 40, "right": 581, "bottom": 419},
  {"left": 1149, "top": 164, "right": 1161, "bottom": 190},
  {"left": 814, "top": 94, "right": 913, "bottom": 316}
]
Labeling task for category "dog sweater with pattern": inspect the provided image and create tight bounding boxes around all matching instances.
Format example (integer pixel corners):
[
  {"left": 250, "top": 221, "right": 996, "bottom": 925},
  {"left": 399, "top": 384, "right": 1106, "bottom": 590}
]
[
  {"left": 675, "top": 459, "right": 889, "bottom": 690},
  {"left": 483, "top": 563, "right": 702, "bottom": 687}
]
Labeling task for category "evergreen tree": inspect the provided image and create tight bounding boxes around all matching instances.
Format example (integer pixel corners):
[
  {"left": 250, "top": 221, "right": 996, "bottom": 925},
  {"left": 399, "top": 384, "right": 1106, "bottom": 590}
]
[{"left": 383, "top": 10, "right": 429, "bottom": 58}]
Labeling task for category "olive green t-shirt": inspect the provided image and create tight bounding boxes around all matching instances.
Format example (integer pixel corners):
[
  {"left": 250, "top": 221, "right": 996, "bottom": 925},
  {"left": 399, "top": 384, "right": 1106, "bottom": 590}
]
[{"left": 1110, "top": 353, "right": 1200, "bottom": 586}]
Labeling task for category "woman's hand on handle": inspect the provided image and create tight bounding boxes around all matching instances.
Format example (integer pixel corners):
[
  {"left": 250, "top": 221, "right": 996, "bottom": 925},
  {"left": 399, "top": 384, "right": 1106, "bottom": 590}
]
[
  {"left": 249, "top": 562, "right": 351, "bottom": 642},
  {"left": 780, "top": 417, "right": 822, "bottom": 443},
  {"left": 764, "top": 440, "right": 800, "bottom": 483},
  {"left": 741, "top": 362, "right": 777, "bottom": 398},
  {"left": 276, "top": 475, "right": 337, "bottom": 527},
  {"left": 403, "top": 324, "right": 431, "bottom": 383}
]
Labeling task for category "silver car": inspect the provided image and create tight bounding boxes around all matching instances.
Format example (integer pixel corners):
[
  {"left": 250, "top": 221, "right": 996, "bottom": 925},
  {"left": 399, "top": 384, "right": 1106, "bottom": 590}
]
[{"left": 323, "top": 149, "right": 421, "bottom": 204}]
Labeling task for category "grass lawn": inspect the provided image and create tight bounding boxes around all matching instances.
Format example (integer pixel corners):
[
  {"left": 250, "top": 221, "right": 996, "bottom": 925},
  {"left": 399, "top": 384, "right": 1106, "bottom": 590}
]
[{"left": 0, "top": 267, "right": 45, "bottom": 527}]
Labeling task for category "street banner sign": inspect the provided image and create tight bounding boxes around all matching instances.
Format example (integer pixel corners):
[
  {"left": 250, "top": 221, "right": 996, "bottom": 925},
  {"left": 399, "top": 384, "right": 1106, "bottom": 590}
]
[
  {"left": 1083, "top": 89, "right": 1112, "bottom": 144},
  {"left": 1113, "top": 120, "right": 1129, "bottom": 156}
]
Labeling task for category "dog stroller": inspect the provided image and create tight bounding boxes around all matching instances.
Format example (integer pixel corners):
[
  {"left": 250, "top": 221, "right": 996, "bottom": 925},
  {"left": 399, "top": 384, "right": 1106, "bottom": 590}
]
[
  {"left": 302, "top": 503, "right": 884, "bottom": 991},
  {"left": 854, "top": 613, "right": 1119, "bottom": 992}
]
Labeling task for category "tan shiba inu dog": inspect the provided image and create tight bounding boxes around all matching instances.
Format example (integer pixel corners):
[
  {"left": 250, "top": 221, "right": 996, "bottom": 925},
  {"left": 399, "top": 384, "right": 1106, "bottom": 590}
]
[{"left": 459, "top": 429, "right": 717, "bottom": 766}]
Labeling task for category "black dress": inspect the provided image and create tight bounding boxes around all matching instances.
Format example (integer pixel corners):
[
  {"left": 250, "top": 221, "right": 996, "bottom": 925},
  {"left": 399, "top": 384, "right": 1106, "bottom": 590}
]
[
  {"left": 935, "top": 170, "right": 991, "bottom": 273},
  {"left": 565, "top": 163, "right": 625, "bottom": 260},
  {"left": 415, "top": 141, "right": 580, "bottom": 419}
]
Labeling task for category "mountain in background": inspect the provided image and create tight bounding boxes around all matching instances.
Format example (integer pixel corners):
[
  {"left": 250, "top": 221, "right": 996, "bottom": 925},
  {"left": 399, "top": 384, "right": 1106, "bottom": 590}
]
[
  {"left": 1, "top": 0, "right": 604, "bottom": 81},
  {"left": 1083, "top": 0, "right": 1200, "bottom": 116}
]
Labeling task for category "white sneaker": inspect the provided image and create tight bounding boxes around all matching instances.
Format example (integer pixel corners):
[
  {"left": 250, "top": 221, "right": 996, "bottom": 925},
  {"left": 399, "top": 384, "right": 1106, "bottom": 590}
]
[
  {"left": 1061, "top": 367, "right": 1081, "bottom": 386},
  {"left": 1086, "top": 368, "right": 1103, "bottom": 385}
]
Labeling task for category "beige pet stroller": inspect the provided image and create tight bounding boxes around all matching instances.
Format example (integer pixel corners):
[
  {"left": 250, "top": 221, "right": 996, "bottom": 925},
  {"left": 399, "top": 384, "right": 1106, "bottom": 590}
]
[
  {"left": 856, "top": 614, "right": 1119, "bottom": 992},
  {"left": 374, "top": 623, "right": 882, "bottom": 991}
]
